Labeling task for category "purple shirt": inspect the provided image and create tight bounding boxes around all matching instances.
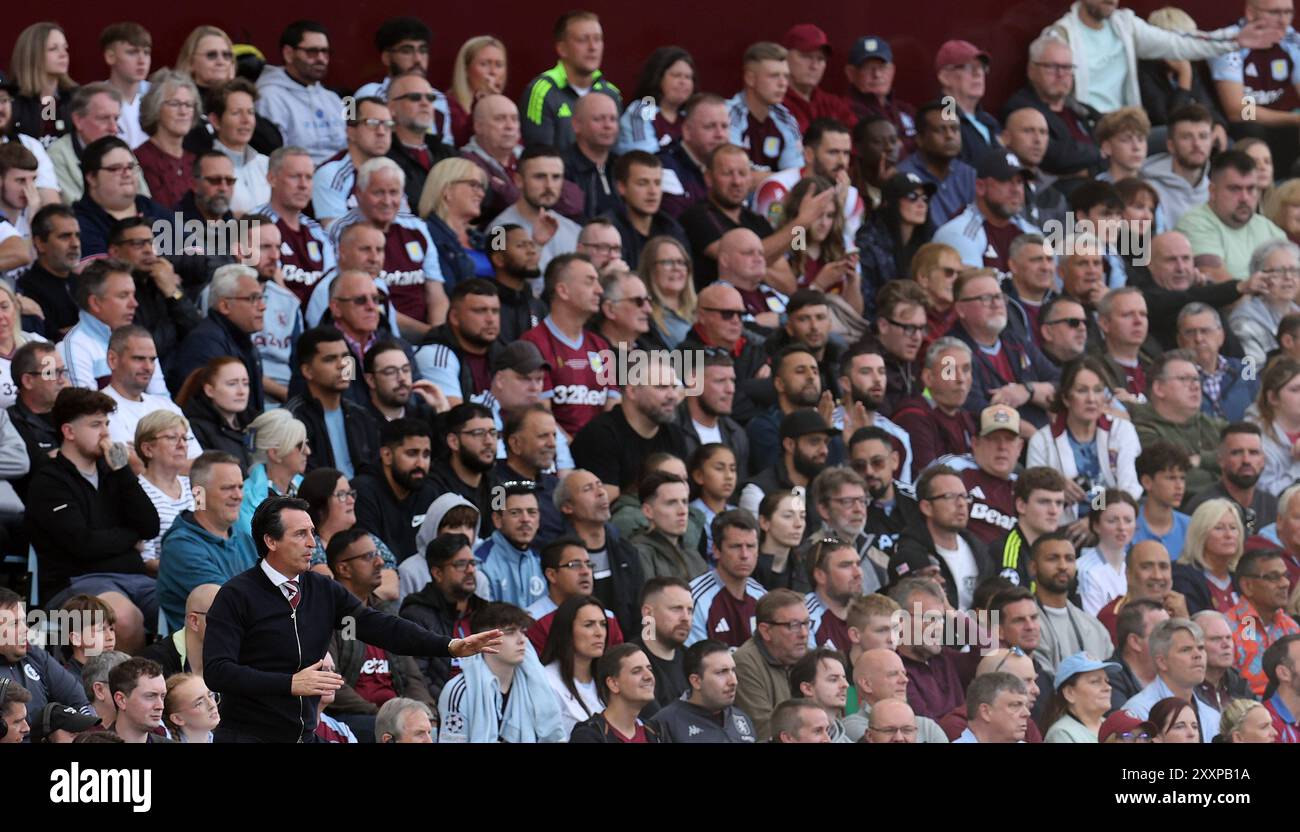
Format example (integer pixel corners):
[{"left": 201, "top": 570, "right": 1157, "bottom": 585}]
[{"left": 901, "top": 648, "right": 967, "bottom": 721}]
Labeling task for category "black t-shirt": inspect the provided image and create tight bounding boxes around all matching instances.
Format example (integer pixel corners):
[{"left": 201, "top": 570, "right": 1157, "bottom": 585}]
[
  {"left": 17, "top": 262, "right": 81, "bottom": 337},
  {"left": 678, "top": 201, "right": 774, "bottom": 285},
  {"left": 634, "top": 638, "right": 688, "bottom": 717},
  {"left": 570, "top": 406, "right": 689, "bottom": 493},
  {"left": 352, "top": 472, "right": 438, "bottom": 563}
]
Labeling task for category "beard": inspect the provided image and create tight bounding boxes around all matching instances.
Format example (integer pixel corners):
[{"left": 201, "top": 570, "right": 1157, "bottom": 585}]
[
  {"left": 792, "top": 447, "right": 824, "bottom": 480},
  {"left": 505, "top": 262, "right": 542, "bottom": 280},
  {"left": 851, "top": 381, "right": 885, "bottom": 412},
  {"left": 200, "top": 194, "right": 231, "bottom": 217},
  {"left": 1225, "top": 469, "right": 1261, "bottom": 490},
  {"left": 457, "top": 443, "right": 496, "bottom": 474},
  {"left": 460, "top": 328, "right": 498, "bottom": 350},
  {"left": 789, "top": 382, "right": 822, "bottom": 408},
  {"left": 392, "top": 465, "right": 427, "bottom": 493},
  {"left": 986, "top": 314, "right": 1008, "bottom": 335},
  {"left": 378, "top": 384, "right": 411, "bottom": 409}
]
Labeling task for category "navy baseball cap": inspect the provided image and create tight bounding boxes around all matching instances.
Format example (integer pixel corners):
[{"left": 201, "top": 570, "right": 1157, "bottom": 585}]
[
  {"left": 848, "top": 36, "right": 893, "bottom": 66},
  {"left": 976, "top": 149, "right": 1030, "bottom": 182},
  {"left": 882, "top": 172, "right": 937, "bottom": 203}
]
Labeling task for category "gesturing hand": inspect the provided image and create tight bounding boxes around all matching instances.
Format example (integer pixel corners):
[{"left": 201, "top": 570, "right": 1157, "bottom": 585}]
[
  {"left": 291, "top": 660, "right": 345, "bottom": 696},
  {"left": 450, "top": 629, "right": 505, "bottom": 658}
]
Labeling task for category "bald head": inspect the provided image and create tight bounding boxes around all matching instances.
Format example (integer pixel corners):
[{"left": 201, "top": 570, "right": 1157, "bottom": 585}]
[
  {"left": 867, "top": 698, "right": 918, "bottom": 743},
  {"left": 697, "top": 282, "right": 743, "bottom": 310},
  {"left": 1002, "top": 108, "right": 1049, "bottom": 167},
  {"left": 977, "top": 648, "right": 1035, "bottom": 678},
  {"left": 717, "top": 228, "right": 766, "bottom": 288},
  {"left": 186, "top": 583, "right": 220, "bottom": 617},
  {"left": 573, "top": 92, "right": 619, "bottom": 152},
  {"left": 854, "top": 647, "right": 908, "bottom": 704},
  {"left": 1127, "top": 540, "right": 1173, "bottom": 600},
  {"left": 473, "top": 94, "right": 516, "bottom": 126},
  {"left": 471, "top": 94, "right": 521, "bottom": 157},
  {"left": 1149, "top": 232, "right": 1195, "bottom": 291}
]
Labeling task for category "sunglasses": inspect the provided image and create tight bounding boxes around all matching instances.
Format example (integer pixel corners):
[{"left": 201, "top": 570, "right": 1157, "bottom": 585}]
[
  {"left": 396, "top": 92, "right": 438, "bottom": 103},
  {"left": 701, "top": 307, "right": 745, "bottom": 321},
  {"left": 992, "top": 645, "right": 1026, "bottom": 673},
  {"left": 1044, "top": 317, "right": 1087, "bottom": 330}
]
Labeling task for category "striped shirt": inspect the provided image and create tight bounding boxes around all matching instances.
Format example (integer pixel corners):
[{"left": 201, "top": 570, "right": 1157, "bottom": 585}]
[
  {"left": 138, "top": 475, "right": 195, "bottom": 562},
  {"left": 687, "top": 569, "right": 766, "bottom": 648}
]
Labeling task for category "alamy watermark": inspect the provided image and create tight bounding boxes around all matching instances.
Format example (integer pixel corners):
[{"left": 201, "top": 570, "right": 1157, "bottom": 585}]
[
  {"left": 1041, "top": 211, "right": 1151, "bottom": 267},
  {"left": 890, "top": 604, "right": 1001, "bottom": 656}
]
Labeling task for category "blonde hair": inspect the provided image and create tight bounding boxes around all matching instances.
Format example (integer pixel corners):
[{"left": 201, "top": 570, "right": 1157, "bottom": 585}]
[
  {"left": 418, "top": 156, "right": 484, "bottom": 220},
  {"left": 175, "top": 26, "right": 234, "bottom": 83},
  {"left": 1218, "top": 698, "right": 1266, "bottom": 741},
  {"left": 11, "top": 22, "right": 76, "bottom": 98},
  {"left": 640, "top": 235, "right": 698, "bottom": 333},
  {"left": 248, "top": 409, "right": 307, "bottom": 466},
  {"left": 1180, "top": 498, "right": 1245, "bottom": 572},
  {"left": 449, "top": 36, "right": 507, "bottom": 113},
  {"left": 135, "top": 409, "right": 191, "bottom": 466},
  {"left": 1263, "top": 178, "right": 1300, "bottom": 229},
  {"left": 846, "top": 593, "right": 901, "bottom": 632},
  {"left": 0, "top": 283, "right": 34, "bottom": 352},
  {"left": 163, "top": 673, "right": 202, "bottom": 735},
  {"left": 1148, "top": 7, "right": 1197, "bottom": 32}
]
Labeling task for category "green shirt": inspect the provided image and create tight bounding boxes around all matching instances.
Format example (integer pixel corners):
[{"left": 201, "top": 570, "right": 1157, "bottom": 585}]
[{"left": 1176, "top": 203, "right": 1286, "bottom": 280}]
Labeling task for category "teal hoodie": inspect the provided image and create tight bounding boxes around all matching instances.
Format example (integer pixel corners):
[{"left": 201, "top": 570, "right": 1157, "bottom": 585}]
[{"left": 158, "top": 511, "right": 258, "bottom": 631}]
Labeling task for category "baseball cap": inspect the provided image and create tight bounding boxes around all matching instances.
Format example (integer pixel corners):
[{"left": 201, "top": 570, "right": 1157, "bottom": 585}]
[
  {"left": 935, "top": 39, "right": 991, "bottom": 73},
  {"left": 491, "top": 340, "right": 551, "bottom": 375},
  {"left": 976, "top": 149, "right": 1029, "bottom": 181},
  {"left": 882, "top": 172, "right": 938, "bottom": 203},
  {"left": 1099, "top": 710, "right": 1154, "bottom": 743},
  {"left": 783, "top": 24, "right": 831, "bottom": 55},
  {"left": 779, "top": 409, "right": 836, "bottom": 441},
  {"left": 32, "top": 703, "right": 101, "bottom": 741},
  {"left": 1053, "top": 652, "right": 1120, "bottom": 690},
  {"left": 848, "top": 36, "right": 893, "bottom": 66},
  {"left": 979, "top": 404, "right": 1021, "bottom": 437},
  {"left": 888, "top": 547, "right": 942, "bottom": 583}
]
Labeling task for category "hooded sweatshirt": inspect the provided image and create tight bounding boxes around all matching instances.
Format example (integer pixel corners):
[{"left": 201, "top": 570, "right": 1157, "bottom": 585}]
[
  {"left": 1139, "top": 153, "right": 1207, "bottom": 230},
  {"left": 398, "top": 493, "right": 481, "bottom": 602},
  {"left": 157, "top": 510, "right": 258, "bottom": 632},
  {"left": 255, "top": 65, "right": 348, "bottom": 165}
]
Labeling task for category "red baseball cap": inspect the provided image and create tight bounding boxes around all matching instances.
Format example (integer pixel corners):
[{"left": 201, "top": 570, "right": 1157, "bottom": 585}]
[
  {"left": 783, "top": 24, "right": 832, "bottom": 55},
  {"left": 935, "top": 39, "right": 991, "bottom": 72}
]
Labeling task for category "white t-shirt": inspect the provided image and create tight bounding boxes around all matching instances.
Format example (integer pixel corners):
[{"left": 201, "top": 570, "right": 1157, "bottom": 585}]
[
  {"left": 117, "top": 80, "right": 151, "bottom": 150},
  {"left": 543, "top": 661, "right": 602, "bottom": 736},
  {"left": 692, "top": 418, "right": 723, "bottom": 446},
  {"left": 102, "top": 386, "right": 202, "bottom": 458},
  {"left": 1077, "top": 547, "right": 1127, "bottom": 616},
  {"left": 935, "top": 536, "right": 979, "bottom": 610},
  {"left": 138, "top": 474, "right": 194, "bottom": 561}
]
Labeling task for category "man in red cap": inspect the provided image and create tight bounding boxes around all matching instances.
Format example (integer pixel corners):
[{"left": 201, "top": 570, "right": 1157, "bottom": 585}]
[
  {"left": 935, "top": 40, "right": 1003, "bottom": 165},
  {"left": 779, "top": 24, "right": 856, "bottom": 134}
]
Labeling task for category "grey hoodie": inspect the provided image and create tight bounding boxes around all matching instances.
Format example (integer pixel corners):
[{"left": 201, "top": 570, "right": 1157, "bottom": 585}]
[
  {"left": 397, "top": 493, "right": 482, "bottom": 602},
  {"left": 1140, "top": 153, "right": 1208, "bottom": 231},
  {"left": 1230, "top": 295, "right": 1299, "bottom": 370},
  {"left": 255, "top": 65, "right": 347, "bottom": 165}
]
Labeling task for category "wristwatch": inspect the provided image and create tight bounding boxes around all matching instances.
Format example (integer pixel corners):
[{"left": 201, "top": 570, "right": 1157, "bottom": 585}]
[{"left": 170, "top": 288, "right": 185, "bottom": 301}]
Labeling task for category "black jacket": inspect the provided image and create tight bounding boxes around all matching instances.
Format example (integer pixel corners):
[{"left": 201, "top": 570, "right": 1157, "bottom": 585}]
[
  {"left": 1128, "top": 265, "right": 1246, "bottom": 357},
  {"left": 352, "top": 471, "right": 438, "bottom": 563},
  {"left": 204, "top": 564, "right": 451, "bottom": 743},
  {"left": 673, "top": 401, "right": 750, "bottom": 492},
  {"left": 604, "top": 204, "right": 688, "bottom": 270},
  {"left": 1106, "top": 650, "right": 1147, "bottom": 711},
  {"left": 566, "top": 521, "right": 645, "bottom": 639},
  {"left": 9, "top": 91, "right": 72, "bottom": 143},
  {"left": 132, "top": 270, "right": 204, "bottom": 373},
  {"left": 427, "top": 461, "right": 496, "bottom": 539},
  {"left": 399, "top": 582, "right": 487, "bottom": 697},
  {"left": 1172, "top": 562, "right": 1240, "bottom": 617},
  {"left": 139, "top": 634, "right": 188, "bottom": 678},
  {"left": 569, "top": 712, "right": 662, "bottom": 742},
  {"left": 8, "top": 399, "right": 58, "bottom": 501},
  {"left": 418, "top": 323, "right": 505, "bottom": 402},
  {"left": 168, "top": 310, "right": 266, "bottom": 414},
  {"left": 1002, "top": 86, "right": 1102, "bottom": 176},
  {"left": 386, "top": 136, "right": 458, "bottom": 213},
  {"left": 563, "top": 144, "right": 622, "bottom": 220},
  {"left": 285, "top": 392, "right": 379, "bottom": 478},
  {"left": 496, "top": 281, "right": 548, "bottom": 345},
  {"left": 889, "top": 526, "right": 994, "bottom": 611},
  {"left": 25, "top": 454, "right": 160, "bottom": 600},
  {"left": 182, "top": 392, "right": 254, "bottom": 473},
  {"left": 633, "top": 636, "right": 689, "bottom": 715},
  {"left": 678, "top": 327, "right": 768, "bottom": 424},
  {"left": 956, "top": 106, "right": 1003, "bottom": 166},
  {"left": 73, "top": 193, "right": 170, "bottom": 258},
  {"left": 16, "top": 262, "right": 80, "bottom": 338},
  {"left": 1136, "top": 59, "right": 1230, "bottom": 129}
]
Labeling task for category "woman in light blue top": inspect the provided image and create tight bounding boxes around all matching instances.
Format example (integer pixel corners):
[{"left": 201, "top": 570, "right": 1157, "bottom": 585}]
[
  {"left": 642, "top": 236, "right": 697, "bottom": 348},
  {"left": 1043, "top": 652, "right": 1119, "bottom": 743},
  {"left": 616, "top": 47, "right": 695, "bottom": 155},
  {"left": 236, "top": 409, "right": 308, "bottom": 538},
  {"left": 689, "top": 443, "right": 737, "bottom": 557}
]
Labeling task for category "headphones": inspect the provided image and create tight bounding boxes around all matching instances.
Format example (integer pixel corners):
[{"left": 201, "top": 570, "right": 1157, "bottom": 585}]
[{"left": 0, "top": 676, "right": 11, "bottom": 740}]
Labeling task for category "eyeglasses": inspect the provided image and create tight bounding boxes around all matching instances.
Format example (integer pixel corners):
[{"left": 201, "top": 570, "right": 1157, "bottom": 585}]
[
  {"left": 655, "top": 257, "right": 689, "bottom": 269},
  {"left": 1043, "top": 317, "right": 1087, "bottom": 330},
  {"left": 868, "top": 724, "right": 919, "bottom": 737},
  {"left": 25, "top": 368, "right": 70, "bottom": 380},
  {"left": 829, "top": 495, "right": 868, "bottom": 508},
  {"left": 614, "top": 295, "right": 653, "bottom": 308},
  {"left": 1179, "top": 326, "right": 1221, "bottom": 339},
  {"left": 201, "top": 175, "right": 238, "bottom": 187},
  {"left": 337, "top": 293, "right": 386, "bottom": 307},
  {"left": 881, "top": 317, "right": 925, "bottom": 337},
  {"left": 230, "top": 292, "right": 267, "bottom": 305},
  {"left": 764, "top": 618, "right": 811, "bottom": 632},
  {"left": 926, "top": 491, "right": 972, "bottom": 505},
  {"left": 372, "top": 364, "right": 413, "bottom": 379},
  {"left": 1262, "top": 267, "right": 1300, "bottom": 279},
  {"left": 353, "top": 118, "right": 395, "bottom": 131},
  {"left": 459, "top": 427, "right": 499, "bottom": 440},
  {"left": 957, "top": 292, "right": 1007, "bottom": 306},
  {"left": 201, "top": 50, "right": 234, "bottom": 62},
  {"left": 1159, "top": 373, "right": 1201, "bottom": 385},
  {"left": 189, "top": 691, "right": 221, "bottom": 708},
  {"left": 1241, "top": 570, "right": 1289, "bottom": 584},
  {"left": 98, "top": 162, "right": 140, "bottom": 176},
  {"left": 333, "top": 489, "right": 358, "bottom": 502},
  {"left": 294, "top": 46, "right": 331, "bottom": 58},
  {"left": 1032, "top": 61, "right": 1077, "bottom": 74},
  {"left": 116, "top": 237, "right": 154, "bottom": 249},
  {"left": 337, "top": 549, "right": 382, "bottom": 565},
  {"left": 396, "top": 92, "right": 438, "bottom": 103},
  {"left": 701, "top": 307, "right": 745, "bottom": 320},
  {"left": 162, "top": 99, "right": 197, "bottom": 111},
  {"left": 446, "top": 558, "right": 482, "bottom": 571},
  {"left": 992, "top": 645, "right": 1027, "bottom": 674},
  {"left": 556, "top": 559, "right": 593, "bottom": 571},
  {"left": 150, "top": 432, "right": 187, "bottom": 446},
  {"left": 452, "top": 178, "right": 487, "bottom": 192}
]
